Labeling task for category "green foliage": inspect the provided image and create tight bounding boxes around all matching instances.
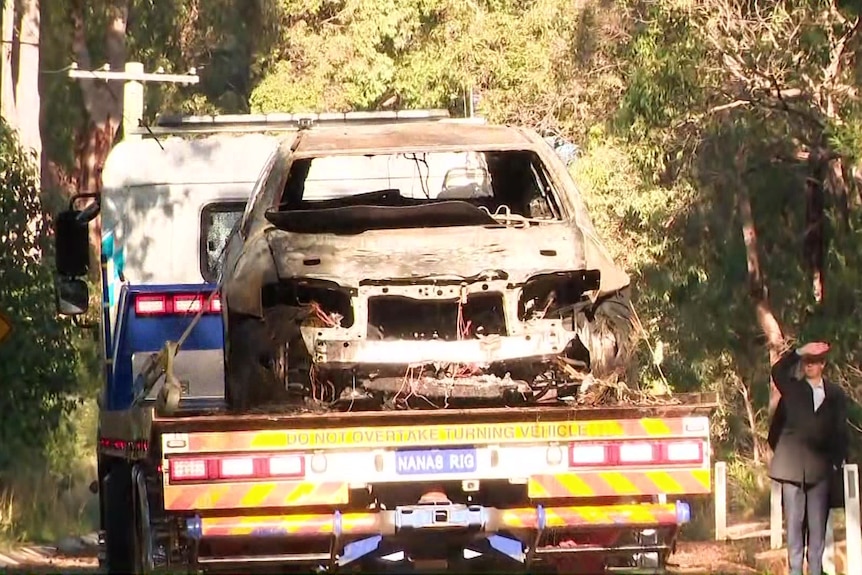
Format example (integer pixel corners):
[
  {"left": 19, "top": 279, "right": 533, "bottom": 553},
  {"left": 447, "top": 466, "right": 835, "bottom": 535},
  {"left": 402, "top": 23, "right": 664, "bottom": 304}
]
[
  {"left": 0, "top": 120, "right": 88, "bottom": 471},
  {"left": 0, "top": 119, "right": 100, "bottom": 543}
]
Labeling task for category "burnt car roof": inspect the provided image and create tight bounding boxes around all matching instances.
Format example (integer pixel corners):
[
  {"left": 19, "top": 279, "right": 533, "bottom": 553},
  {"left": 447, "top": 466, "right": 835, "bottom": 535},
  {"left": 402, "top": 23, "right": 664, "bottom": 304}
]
[{"left": 288, "top": 121, "right": 537, "bottom": 156}]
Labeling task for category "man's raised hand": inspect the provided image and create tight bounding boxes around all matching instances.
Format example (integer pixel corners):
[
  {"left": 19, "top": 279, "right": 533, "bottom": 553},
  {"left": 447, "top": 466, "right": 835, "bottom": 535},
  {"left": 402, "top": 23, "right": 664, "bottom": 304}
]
[{"left": 798, "top": 341, "right": 830, "bottom": 357}]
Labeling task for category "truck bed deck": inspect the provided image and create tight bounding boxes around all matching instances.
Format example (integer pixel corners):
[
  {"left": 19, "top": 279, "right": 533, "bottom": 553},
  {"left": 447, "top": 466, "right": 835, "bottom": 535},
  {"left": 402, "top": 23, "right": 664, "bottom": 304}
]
[{"left": 149, "top": 392, "right": 718, "bottom": 433}]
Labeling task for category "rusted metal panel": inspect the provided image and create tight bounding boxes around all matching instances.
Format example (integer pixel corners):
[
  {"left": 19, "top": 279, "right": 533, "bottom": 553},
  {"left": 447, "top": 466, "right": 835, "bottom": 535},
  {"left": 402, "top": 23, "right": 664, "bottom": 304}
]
[
  {"left": 292, "top": 122, "right": 534, "bottom": 155},
  {"left": 265, "top": 224, "right": 586, "bottom": 288},
  {"left": 149, "top": 392, "right": 719, "bottom": 433}
]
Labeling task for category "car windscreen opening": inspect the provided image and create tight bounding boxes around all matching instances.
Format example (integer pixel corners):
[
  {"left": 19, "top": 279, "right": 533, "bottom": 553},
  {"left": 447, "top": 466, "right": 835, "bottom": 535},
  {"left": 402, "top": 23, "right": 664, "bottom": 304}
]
[{"left": 277, "top": 149, "right": 563, "bottom": 221}]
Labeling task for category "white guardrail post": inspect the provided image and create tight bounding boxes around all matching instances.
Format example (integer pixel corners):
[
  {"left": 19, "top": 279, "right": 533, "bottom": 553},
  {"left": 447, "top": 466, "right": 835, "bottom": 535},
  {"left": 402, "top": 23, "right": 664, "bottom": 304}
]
[
  {"left": 770, "top": 480, "right": 783, "bottom": 550},
  {"left": 824, "top": 509, "right": 836, "bottom": 574},
  {"left": 714, "top": 461, "right": 727, "bottom": 541},
  {"left": 844, "top": 463, "right": 862, "bottom": 575}
]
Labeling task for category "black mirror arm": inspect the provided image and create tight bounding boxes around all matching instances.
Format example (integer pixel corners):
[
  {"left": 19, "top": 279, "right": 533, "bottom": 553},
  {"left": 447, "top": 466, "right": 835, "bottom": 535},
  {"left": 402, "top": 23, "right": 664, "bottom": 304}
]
[{"left": 68, "top": 192, "right": 101, "bottom": 223}]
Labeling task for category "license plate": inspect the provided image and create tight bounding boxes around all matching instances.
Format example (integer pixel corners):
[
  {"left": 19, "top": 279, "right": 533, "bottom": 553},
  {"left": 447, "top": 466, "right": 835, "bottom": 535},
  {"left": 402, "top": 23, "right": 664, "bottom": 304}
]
[{"left": 395, "top": 448, "right": 478, "bottom": 475}]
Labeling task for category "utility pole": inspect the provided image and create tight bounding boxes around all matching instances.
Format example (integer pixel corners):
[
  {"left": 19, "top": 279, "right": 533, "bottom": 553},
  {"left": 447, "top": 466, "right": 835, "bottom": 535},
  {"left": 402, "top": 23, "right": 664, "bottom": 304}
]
[{"left": 68, "top": 62, "right": 200, "bottom": 141}]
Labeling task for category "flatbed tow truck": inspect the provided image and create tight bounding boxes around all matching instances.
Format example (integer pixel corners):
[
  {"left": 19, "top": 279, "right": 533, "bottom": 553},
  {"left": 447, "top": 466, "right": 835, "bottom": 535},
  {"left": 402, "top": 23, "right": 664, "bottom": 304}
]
[{"left": 51, "top": 110, "right": 718, "bottom": 574}]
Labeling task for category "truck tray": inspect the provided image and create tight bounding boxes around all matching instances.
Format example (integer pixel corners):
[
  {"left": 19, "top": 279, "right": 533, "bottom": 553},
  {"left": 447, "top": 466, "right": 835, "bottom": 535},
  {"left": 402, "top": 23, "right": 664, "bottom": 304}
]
[{"left": 149, "top": 392, "right": 718, "bottom": 433}]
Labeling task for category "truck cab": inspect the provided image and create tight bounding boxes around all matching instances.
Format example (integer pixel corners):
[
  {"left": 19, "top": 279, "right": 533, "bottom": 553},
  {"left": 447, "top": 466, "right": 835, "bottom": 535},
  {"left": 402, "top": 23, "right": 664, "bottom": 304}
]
[{"left": 52, "top": 129, "right": 278, "bottom": 565}]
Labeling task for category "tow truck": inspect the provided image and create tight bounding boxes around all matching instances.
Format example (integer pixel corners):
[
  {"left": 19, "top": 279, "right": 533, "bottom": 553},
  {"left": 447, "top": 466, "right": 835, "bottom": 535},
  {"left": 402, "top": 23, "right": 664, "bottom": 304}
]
[{"left": 52, "top": 110, "right": 717, "bottom": 574}]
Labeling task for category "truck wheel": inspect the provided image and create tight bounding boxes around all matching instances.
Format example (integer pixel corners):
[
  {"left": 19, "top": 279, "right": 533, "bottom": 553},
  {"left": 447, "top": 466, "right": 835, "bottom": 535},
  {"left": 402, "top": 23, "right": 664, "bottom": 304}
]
[
  {"left": 103, "top": 463, "right": 139, "bottom": 574},
  {"left": 586, "top": 290, "right": 637, "bottom": 383},
  {"left": 132, "top": 465, "right": 156, "bottom": 573}
]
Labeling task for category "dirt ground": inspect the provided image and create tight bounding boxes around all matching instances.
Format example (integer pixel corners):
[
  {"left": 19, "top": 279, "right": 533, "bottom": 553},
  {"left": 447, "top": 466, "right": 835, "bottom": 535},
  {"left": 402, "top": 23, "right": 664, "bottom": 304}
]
[
  {"left": 668, "top": 541, "right": 770, "bottom": 574},
  {"left": 0, "top": 538, "right": 816, "bottom": 575}
]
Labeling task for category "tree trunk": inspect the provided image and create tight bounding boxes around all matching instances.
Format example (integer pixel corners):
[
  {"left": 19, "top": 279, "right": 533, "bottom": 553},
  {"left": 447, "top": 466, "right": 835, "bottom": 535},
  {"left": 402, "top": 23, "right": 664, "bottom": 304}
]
[
  {"left": 734, "top": 151, "right": 785, "bottom": 415},
  {"left": 70, "top": 0, "right": 129, "bottom": 278},
  {"left": 804, "top": 176, "right": 825, "bottom": 303},
  {"left": 16, "top": 0, "right": 41, "bottom": 178},
  {"left": 1, "top": 0, "right": 17, "bottom": 128}
]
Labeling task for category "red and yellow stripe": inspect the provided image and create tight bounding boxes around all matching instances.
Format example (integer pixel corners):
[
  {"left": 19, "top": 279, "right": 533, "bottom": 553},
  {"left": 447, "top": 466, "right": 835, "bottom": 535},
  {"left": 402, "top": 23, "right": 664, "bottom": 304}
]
[
  {"left": 528, "top": 469, "right": 711, "bottom": 499},
  {"left": 499, "top": 503, "right": 680, "bottom": 529},
  {"left": 163, "top": 481, "right": 348, "bottom": 511},
  {"left": 196, "top": 503, "right": 682, "bottom": 538},
  {"left": 201, "top": 513, "right": 383, "bottom": 538},
  {"left": 179, "top": 417, "right": 702, "bottom": 453}
]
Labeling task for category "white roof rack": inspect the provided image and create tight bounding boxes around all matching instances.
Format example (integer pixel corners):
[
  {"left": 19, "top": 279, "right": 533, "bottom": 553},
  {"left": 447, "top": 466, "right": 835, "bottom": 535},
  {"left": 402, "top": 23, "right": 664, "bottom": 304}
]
[{"left": 133, "top": 109, "right": 453, "bottom": 136}]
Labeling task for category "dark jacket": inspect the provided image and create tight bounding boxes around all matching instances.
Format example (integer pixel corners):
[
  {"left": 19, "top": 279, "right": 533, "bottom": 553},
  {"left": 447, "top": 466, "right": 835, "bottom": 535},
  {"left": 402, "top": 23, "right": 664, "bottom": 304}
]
[{"left": 767, "top": 349, "right": 848, "bottom": 485}]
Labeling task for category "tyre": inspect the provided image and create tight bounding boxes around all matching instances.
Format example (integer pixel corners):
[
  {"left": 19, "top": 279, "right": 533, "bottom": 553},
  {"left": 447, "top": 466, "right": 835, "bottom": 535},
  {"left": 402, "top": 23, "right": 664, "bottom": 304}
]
[
  {"left": 103, "top": 463, "right": 138, "bottom": 574},
  {"left": 224, "top": 312, "right": 281, "bottom": 411},
  {"left": 585, "top": 290, "right": 637, "bottom": 383}
]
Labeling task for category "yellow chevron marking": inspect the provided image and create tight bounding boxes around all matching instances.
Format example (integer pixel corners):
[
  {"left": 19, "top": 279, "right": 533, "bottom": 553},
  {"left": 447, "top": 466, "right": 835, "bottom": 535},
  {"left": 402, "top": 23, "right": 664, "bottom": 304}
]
[
  {"left": 241, "top": 483, "right": 276, "bottom": 507},
  {"left": 690, "top": 469, "right": 712, "bottom": 490},
  {"left": 197, "top": 485, "right": 231, "bottom": 508},
  {"left": 640, "top": 419, "right": 672, "bottom": 436},
  {"left": 645, "top": 471, "right": 684, "bottom": 493},
  {"left": 555, "top": 473, "right": 597, "bottom": 497},
  {"left": 284, "top": 482, "right": 316, "bottom": 505},
  {"left": 599, "top": 472, "right": 641, "bottom": 495}
]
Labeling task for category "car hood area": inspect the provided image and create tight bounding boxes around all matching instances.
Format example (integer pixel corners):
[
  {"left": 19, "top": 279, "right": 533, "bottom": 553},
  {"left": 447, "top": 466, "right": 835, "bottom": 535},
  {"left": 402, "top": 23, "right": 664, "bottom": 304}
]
[{"left": 265, "top": 222, "right": 589, "bottom": 288}]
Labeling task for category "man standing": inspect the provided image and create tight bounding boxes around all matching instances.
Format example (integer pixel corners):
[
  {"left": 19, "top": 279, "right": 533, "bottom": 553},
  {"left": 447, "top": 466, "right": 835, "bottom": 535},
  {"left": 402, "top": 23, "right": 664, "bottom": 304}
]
[{"left": 769, "top": 341, "right": 849, "bottom": 575}]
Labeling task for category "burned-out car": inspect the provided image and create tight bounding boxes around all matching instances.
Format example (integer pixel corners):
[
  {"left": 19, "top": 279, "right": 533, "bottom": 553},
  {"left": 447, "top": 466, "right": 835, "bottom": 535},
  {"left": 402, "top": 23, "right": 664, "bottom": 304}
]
[{"left": 220, "top": 117, "right": 635, "bottom": 411}]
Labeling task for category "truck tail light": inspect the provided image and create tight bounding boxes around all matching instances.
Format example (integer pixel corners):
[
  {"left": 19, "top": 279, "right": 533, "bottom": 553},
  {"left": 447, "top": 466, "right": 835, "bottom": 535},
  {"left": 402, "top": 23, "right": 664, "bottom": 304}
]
[
  {"left": 219, "top": 457, "right": 255, "bottom": 478},
  {"left": 567, "top": 439, "right": 706, "bottom": 468},
  {"left": 268, "top": 455, "right": 305, "bottom": 477},
  {"left": 663, "top": 440, "right": 704, "bottom": 464},
  {"left": 569, "top": 443, "right": 612, "bottom": 467},
  {"left": 170, "top": 458, "right": 208, "bottom": 481},
  {"left": 134, "top": 292, "right": 221, "bottom": 316},
  {"left": 167, "top": 454, "right": 305, "bottom": 483},
  {"left": 135, "top": 294, "right": 168, "bottom": 315},
  {"left": 173, "top": 294, "right": 204, "bottom": 314},
  {"left": 618, "top": 442, "right": 658, "bottom": 464}
]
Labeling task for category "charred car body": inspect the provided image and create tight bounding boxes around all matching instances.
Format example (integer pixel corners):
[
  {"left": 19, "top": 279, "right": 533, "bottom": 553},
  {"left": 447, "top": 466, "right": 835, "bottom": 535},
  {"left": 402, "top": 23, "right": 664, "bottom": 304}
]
[{"left": 220, "top": 119, "right": 635, "bottom": 411}]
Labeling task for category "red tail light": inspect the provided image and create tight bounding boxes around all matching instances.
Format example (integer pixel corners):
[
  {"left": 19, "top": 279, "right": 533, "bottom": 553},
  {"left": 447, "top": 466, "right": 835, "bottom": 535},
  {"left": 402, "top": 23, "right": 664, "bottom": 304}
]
[
  {"left": 134, "top": 292, "right": 222, "bottom": 316},
  {"left": 662, "top": 440, "right": 704, "bottom": 464},
  {"left": 568, "top": 440, "right": 706, "bottom": 468},
  {"left": 167, "top": 454, "right": 305, "bottom": 483},
  {"left": 170, "top": 458, "right": 209, "bottom": 481},
  {"left": 569, "top": 443, "right": 613, "bottom": 467}
]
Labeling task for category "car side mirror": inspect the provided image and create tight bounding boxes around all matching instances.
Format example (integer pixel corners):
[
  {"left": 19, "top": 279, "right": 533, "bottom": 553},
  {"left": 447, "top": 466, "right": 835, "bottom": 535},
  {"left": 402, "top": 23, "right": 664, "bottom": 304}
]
[
  {"left": 54, "top": 208, "right": 92, "bottom": 278},
  {"left": 55, "top": 277, "right": 89, "bottom": 316}
]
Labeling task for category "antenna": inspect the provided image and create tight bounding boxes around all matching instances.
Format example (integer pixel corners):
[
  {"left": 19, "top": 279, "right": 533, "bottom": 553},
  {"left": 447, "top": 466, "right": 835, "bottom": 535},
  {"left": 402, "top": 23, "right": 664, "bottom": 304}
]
[{"left": 68, "top": 62, "right": 200, "bottom": 142}]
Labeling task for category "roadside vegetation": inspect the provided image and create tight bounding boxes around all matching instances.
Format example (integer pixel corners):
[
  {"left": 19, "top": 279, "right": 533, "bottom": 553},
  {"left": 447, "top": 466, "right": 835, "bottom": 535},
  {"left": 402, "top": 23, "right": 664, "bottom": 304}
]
[{"left": 1, "top": 0, "right": 861, "bottom": 546}]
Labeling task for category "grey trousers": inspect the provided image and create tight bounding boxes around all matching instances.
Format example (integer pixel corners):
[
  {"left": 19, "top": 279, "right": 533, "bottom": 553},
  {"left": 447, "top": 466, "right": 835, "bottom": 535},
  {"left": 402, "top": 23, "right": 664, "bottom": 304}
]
[{"left": 782, "top": 478, "right": 830, "bottom": 575}]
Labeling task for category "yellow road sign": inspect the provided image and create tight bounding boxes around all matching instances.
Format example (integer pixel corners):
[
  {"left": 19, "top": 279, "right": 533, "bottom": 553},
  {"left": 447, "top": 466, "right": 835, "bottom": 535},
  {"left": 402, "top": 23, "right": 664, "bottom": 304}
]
[{"left": 0, "top": 312, "right": 12, "bottom": 345}]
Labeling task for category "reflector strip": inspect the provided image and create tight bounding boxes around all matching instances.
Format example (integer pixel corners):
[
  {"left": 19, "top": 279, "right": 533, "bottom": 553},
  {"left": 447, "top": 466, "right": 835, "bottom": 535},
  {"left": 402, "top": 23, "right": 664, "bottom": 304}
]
[
  {"left": 499, "top": 503, "right": 680, "bottom": 529},
  {"left": 196, "top": 503, "right": 686, "bottom": 538},
  {"left": 200, "top": 513, "right": 382, "bottom": 538},
  {"left": 163, "top": 481, "right": 348, "bottom": 510},
  {"left": 528, "top": 469, "right": 711, "bottom": 498}
]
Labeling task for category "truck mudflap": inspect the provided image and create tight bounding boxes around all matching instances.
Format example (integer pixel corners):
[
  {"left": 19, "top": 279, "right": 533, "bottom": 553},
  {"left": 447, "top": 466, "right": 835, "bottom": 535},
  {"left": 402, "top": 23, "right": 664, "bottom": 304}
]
[{"left": 182, "top": 501, "right": 690, "bottom": 572}]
